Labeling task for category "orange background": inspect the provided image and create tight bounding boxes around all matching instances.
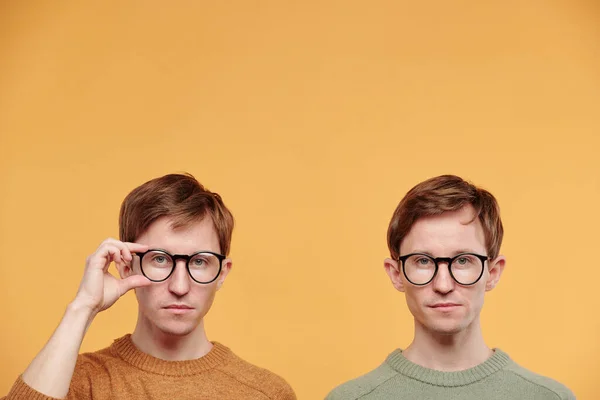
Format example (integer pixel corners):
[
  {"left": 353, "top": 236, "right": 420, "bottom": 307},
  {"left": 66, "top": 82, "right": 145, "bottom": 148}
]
[{"left": 1, "top": 2, "right": 599, "bottom": 399}]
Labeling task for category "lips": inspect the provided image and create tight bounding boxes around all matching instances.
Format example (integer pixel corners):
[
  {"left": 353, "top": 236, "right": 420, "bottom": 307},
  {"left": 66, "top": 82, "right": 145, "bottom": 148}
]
[
  {"left": 429, "top": 303, "right": 461, "bottom": 308},
  {"left": 164, "top": 304, "right": 194, "bottom": 309}
]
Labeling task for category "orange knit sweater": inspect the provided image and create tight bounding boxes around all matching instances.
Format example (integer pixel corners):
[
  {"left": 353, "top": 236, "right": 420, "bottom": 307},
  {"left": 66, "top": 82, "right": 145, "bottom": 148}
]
[{"left": 3, "top": 335, "right": 296, "bottom": 400}]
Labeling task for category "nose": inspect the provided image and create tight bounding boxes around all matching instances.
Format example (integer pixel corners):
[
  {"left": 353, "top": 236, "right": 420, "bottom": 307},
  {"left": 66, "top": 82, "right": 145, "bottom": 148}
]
[
  {"left": 431, "top": 261, "right": 455, "bottom": 294},
  {"left": 168, "top": 260, "right": 191, "bottom": 296}
]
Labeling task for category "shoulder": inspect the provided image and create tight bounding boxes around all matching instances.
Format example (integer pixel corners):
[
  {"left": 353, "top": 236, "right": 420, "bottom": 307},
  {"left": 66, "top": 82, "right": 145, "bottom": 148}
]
[
  {"left": 325, "top": 362, "right": 398, "bottom": 400},
  {"left": 49, "top": 341, "right": 121, "bottom": 398},
  {"left": 216, "top": 343, "right": 296, "bottom": 400},
  {"left": 75, "top": 339, "right": 121, "bottom": 371},
  {"left": 501, "top": 352, "right": 575, "bottom": 400},
  {"left": 68, "top": 337, "right": 129, "bottom": 386}
]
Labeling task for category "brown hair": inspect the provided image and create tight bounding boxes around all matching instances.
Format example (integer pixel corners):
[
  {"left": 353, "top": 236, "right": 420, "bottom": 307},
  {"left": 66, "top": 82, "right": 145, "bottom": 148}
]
[
  {"left": 387, "top": 175, "right": 503, "bottom": 260},
  {"left": 119, "top": 173, "right": 234, "bottom": 255}
]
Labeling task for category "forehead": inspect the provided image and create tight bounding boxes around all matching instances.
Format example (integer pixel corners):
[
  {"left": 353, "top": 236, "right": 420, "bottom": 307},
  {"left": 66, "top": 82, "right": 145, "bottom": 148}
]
[
  {"left": 136, "top": 216, "right": 220, "bottom": 253},
  {"left": 401, "top": 205, "right": 486, "bottom": 254}
]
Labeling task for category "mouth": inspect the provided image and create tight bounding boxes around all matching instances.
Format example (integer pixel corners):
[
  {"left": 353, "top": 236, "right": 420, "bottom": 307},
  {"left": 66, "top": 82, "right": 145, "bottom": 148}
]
[
  {"left": 163, "top": 304, "right": 194, "bottom": 313},
  {"left": 429, "top": 303, "right": 461, "bottom": 309}
]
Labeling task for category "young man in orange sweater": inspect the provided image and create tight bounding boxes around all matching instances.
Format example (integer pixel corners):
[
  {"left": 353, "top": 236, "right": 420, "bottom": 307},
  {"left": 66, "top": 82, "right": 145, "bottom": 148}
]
[{"left": 4, "top": 173, "right": 296, "bottom": 400}]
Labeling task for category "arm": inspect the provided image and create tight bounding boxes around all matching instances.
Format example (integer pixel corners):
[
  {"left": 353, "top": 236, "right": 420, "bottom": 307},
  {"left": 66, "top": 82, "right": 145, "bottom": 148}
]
[
  {"left": 5, "top": 239, "right": 150, "bottom": 399},
  {"left": 18, "top": 302, "right": 94, "bottom": 398}
]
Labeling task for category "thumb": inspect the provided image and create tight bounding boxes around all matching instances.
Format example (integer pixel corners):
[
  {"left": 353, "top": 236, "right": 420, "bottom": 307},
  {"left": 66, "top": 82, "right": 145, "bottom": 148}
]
[{"left": 118, "top": 275, "right": 152, "bottom": 296}]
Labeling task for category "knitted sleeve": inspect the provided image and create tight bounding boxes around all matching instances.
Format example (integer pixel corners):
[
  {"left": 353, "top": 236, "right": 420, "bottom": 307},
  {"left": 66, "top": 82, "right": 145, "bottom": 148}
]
[
  {"left": 2, "top": 360, "right": 95, "bottom": 400},
  {"left": 271, "top": 384, "right": 297, "bottom": 400}
]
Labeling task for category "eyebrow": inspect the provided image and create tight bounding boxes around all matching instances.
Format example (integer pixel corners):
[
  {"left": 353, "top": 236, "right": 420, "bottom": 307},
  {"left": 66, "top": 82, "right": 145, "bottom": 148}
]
[
  {"left": 146, "top": 248, "right": 218, "bottom": 256},
  {"left": 409, "top": 249, "right": 482, "bottom": 256},
  {"left": 148, "top": 247, "right": 170, "bottom": 253}
]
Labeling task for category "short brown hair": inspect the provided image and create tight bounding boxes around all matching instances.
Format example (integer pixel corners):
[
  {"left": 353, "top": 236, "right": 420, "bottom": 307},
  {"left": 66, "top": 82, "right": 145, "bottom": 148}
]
[
  {"left": 387, "top": 175, "right": 503, "bottom": 260},
  {"left": 119, "top": 173, "right": 234, "bottom": 255}
]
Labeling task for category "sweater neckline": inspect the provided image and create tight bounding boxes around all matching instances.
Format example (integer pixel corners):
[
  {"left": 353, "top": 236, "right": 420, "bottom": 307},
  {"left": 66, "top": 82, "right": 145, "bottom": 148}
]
[
  {"left": 385, "top": 348, "right": 511, "bottom": 387},
  {"left": 110, "top": 334, "right": 232, "bottom": 376}
]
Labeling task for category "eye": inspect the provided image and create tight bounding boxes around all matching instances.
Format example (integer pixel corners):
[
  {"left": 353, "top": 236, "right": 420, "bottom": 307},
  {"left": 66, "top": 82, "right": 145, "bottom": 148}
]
[
  {"left": 453, "top": 255, "right": 478, "bottom": 268},
  {"left": 417, "top": 257, "right": 431, "bottom": 265},
  {"left": 193, "top": 258, "right": 205, "bottom": 266},
  {"left": 153, "top": 255, "right": 167, "bottom": 264}
]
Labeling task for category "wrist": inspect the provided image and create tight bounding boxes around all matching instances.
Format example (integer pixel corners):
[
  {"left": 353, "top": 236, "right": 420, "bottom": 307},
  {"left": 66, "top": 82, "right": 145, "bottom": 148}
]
[{"left": 67, "top": 299, "right": 98, "bottom": 325}]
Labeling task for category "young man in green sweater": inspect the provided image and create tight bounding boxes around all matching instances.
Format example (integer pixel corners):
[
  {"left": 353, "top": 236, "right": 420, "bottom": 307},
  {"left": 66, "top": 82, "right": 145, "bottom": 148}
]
[
  {"left": 4, "top": 173, "right": 296, "bottom": 400},
  {"left": 326, "top": 175, "right": 574, "bottom": 400}
]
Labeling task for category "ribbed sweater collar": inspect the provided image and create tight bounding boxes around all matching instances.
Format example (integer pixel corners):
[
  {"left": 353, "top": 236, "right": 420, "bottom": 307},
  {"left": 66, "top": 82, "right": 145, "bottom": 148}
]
[
  {"left": 385, "top": 348, "right": 511, "bottom": 387},
  {"left": 110, "top": 334, "right": 232, "bottom": 376}
]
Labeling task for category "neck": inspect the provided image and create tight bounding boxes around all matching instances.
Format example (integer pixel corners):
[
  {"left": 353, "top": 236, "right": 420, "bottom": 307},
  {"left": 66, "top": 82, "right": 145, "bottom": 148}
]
[
  {"left": 130, "top": 314, "right": 212, "bottom": 361},
  {"left": 403, "top": 316, "right": 492, "bottom": 371}
]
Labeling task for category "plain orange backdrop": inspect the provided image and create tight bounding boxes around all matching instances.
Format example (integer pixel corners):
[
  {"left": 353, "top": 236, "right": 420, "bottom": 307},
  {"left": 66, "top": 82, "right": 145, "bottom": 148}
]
[{"left": 1, "top": 2, "right": 599, "bottom": 399}]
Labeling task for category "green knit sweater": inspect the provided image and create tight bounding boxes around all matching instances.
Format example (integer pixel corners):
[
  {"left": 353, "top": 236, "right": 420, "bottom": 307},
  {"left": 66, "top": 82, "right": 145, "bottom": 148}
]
[{"left": 325, "top": 349, "right": 574, "bottom": 399}]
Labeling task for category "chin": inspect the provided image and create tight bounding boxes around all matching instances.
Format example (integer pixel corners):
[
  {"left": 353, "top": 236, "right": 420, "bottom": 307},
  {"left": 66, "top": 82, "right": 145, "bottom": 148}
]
[
  {"left": 422, "top": 317, "right": 469, "bottom": 335},
  {"left": 156, "top": 320, "right": 199, "bottom": 336},
  {"left": 151, "top": 311, "right": 203, "bottom": 336},
  {"left": 428, "top": 324, "right": 465, "bottom": 335}
]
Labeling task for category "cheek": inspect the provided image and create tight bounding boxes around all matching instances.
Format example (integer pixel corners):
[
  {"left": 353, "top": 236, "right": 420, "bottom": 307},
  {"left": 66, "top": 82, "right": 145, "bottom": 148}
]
[
  {"left": 403, "top": 288, "right": 425, "bottom": 315},
  {"left": 134, "top": 284, "right": 161, "bottom": 308},
  {"left": 191, "top": 284, "right": 218, "bottom": 303},
  {"left": 190, "top": 287, "right": 218, "bottom": 319},
  {"left": 461, "top": 285, "right": 486, "bottom": 312}
]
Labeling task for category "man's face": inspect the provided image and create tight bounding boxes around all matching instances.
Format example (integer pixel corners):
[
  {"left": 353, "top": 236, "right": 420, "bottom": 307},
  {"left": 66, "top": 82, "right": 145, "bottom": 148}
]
[
  {"left": 126, "top": 216, "right": 231, "bottom": 337},
  {"left": 385, "top": 205, "right": 504, "bottom": 336}
]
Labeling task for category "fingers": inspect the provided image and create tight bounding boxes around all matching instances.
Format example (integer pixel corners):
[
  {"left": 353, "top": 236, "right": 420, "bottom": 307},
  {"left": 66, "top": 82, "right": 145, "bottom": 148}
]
[
  {"left": 122, "top": 242, "right": 149, "bottom": 260},
  {"left": 101, "top": 238, "right": 148, "bottom": 261},
  {"left": 105, "top": 245, "right": 126, "bottom": 271},
  {"left": 87, "top": 239, "right": 149, "bottom": 271},
  {"left": 118, "top": 274, "right": 151, "bottom": 296}
]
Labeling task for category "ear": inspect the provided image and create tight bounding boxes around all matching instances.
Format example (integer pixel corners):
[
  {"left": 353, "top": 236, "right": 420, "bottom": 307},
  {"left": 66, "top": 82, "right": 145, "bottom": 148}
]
[
  {"left": 216, "top": 258, "right": 232, "bottom": 290},
  {"left": 384, "top": 258, "right": 405, "bottom": 292},
  {"left": 485, "top": 255, "right": 506, "bottom": 291}
]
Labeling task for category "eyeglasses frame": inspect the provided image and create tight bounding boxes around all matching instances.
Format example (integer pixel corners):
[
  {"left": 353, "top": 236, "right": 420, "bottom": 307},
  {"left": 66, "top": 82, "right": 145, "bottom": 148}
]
[
  {"left": 134, "top": 249, "right": 226, "bottom": 284},
  {"left": 396, "top": 252, "right": 489, "bottom": 286}
]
